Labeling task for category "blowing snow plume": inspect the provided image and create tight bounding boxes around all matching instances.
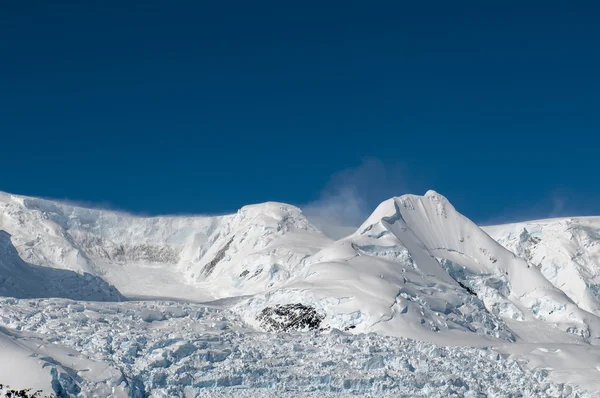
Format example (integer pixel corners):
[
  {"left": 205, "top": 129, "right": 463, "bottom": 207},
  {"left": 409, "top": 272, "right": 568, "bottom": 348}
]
[{"left": 301, "top": 159, "right": 410, "bottom": 239}]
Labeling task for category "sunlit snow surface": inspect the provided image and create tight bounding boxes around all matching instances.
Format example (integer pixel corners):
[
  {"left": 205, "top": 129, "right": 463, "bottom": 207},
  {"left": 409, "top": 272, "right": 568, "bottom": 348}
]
[
  {"left": 2, "top": 190, "right": 600, "bottom": 396},
  {"left": 0, "top": 298, "right": 586, "bottom": 397}
]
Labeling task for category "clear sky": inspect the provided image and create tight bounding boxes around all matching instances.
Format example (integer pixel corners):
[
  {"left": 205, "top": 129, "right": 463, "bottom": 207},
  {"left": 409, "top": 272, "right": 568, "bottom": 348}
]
[{"left": 1, "top": 1, "right": 599, "bottom": 225}]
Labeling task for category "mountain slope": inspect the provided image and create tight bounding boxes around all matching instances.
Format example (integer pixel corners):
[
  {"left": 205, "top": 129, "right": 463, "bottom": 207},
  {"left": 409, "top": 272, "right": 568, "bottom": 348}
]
[
  {"left": 2, "top": 190, "right": 600, "bottom": 395},
  {"left": 484, "top": 217, "right": 600, "bottom": 315},
  {"left": 241, "top": 191, "right": 600, "bottom": 345},
  {"left": 0, "top": 230, "right": 123, "bottom": 301},
  {"left": 3, "top": 190, "right": 600, "bottom": 343},
  {"left": 0, "top": 192, "right": 331, "bottom": 301}
]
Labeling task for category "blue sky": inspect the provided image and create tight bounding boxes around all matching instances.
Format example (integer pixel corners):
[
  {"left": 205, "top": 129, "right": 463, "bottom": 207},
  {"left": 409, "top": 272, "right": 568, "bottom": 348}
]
[{"left": 1, "top": 1, "right": 599, "bottom": 225}]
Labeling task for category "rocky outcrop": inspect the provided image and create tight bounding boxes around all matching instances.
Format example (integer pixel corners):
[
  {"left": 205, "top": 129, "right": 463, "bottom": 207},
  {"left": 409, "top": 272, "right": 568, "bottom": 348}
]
[{"left": 257, "top": 304, "right": 324, "bottom": 332}]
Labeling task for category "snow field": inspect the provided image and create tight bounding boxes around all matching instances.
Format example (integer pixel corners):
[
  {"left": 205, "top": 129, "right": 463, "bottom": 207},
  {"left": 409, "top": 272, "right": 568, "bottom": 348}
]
[
  {"left": 2, "top": 190, "right": 600, "bottom": 396},
  {"left": 0, "top": 298, "right": 587, "bottom": 397}
]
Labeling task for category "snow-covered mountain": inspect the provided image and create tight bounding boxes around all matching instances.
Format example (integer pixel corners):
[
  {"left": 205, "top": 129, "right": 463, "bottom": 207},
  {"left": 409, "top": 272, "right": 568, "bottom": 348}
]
[
  {"left": 0, "top": 191, "right": 330, "bottom": 301},
  {"left": 241, "top": 192, "right": 600, "bottom": 345},
  {"left": 484, "top": 217, "right": 600, "bottom": 316},
  {"left": 1, "top": 190, "right": 600, "bottom": 396}
]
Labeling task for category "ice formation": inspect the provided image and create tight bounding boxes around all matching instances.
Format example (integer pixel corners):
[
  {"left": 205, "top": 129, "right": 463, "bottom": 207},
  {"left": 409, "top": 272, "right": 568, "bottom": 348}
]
[{"left": 1, "top": 190, "right": 600, "bottom": 396}]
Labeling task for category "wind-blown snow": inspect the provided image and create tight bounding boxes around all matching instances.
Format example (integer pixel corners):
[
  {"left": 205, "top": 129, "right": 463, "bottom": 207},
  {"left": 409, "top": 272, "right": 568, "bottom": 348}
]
[
  {"left": 0, "top": 192, "right": 330, "bottom": 302},
  {"left": 242, "top": 192, "right": 600, "bottom": 345},
  {"left": 1, "top": 190, "right": 600, "bottom": 396}
]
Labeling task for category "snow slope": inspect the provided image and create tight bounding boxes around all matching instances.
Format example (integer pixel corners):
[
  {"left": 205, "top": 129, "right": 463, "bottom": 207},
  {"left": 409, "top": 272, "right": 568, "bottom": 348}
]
[
  {"left": 1, "top": 190, "right": 600, "bottom": 396},
  {"left": 0, "top": 230, "right": 123, "bottom": 301},
  {"left": 0, "top": 191, "right": 331, "bottom": 301},
  {"left": 0, "top": 327, "right": 54, "bottom": 394},
  {"left": 243, "top": 191, "right": 600, "bottom": 344},
  {"left": 484, "top": 217, "right": 600, "bottom": 316}
]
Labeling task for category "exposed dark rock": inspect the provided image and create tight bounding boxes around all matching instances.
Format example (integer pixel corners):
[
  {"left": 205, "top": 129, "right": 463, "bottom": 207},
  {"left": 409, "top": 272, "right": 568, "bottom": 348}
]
[
  {"left": 71, "top": 233, "right": 180, "bottom": 264},
  {"left": 0, "top": 384, "right": 53, "bottom": 398},
  {"left": 458, "top": 281, "right": 477, "bottom": 296},
  {"left": 203, "top": 237, "right": 234, "bottom": 276},
  {"left": 257, "top": 304, "right": 324, "bottom": 332},
  {"left": 250, "top": 268, "right": 262, "bottom": 278}
]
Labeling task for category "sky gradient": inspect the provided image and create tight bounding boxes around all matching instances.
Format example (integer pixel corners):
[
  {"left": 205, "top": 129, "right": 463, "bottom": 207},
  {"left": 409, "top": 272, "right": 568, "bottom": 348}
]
[{"left": 1, "top": 1, "right": 599, "bottom": 225}]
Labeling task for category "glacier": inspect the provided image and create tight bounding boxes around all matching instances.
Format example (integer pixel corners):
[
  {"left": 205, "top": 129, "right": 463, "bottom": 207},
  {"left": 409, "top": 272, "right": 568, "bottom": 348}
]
[{"left": 1, "top": 190, "right": 600, "bottom": 396}]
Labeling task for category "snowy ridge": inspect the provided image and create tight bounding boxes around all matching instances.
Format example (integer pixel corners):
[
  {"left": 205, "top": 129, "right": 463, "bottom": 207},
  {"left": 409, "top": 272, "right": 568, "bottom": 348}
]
[
  {"left": 384, "top": 192, "right": 600, "bottom": 340},
  {"left": 0, "top": 192, "right": 330, "bottom": 301},
  {"left": 241, "top": 191, "right": 600, "bottom": 345},
  {"left": 484, "top": 217, "right": 600, "bottom": 315},
  {"left": 1, "top": 190, "right": 600, "bottom": 395}
]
